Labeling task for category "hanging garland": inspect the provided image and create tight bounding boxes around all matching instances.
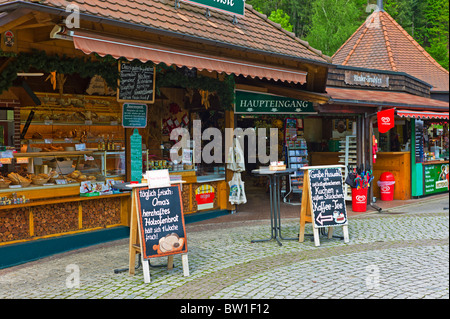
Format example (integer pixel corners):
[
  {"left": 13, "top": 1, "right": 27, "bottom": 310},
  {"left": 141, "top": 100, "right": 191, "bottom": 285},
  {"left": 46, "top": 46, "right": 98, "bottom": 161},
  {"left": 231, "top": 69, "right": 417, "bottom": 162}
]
[
  {"left": 0, "top": 49, "right": 119, "bottom": 94},
  {"left": 155, "top": 65, "right": 235, "bottom": 110},
  {"left": 1, "top": 50, "right": 235, "bottom": 109}
]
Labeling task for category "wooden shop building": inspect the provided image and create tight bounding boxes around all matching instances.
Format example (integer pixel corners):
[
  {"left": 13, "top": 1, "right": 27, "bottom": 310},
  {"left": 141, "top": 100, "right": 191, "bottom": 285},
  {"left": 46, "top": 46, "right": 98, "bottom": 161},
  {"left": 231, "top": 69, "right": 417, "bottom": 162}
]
[{"left": 0, "top": 0, "right": 331, "bottom": 267}]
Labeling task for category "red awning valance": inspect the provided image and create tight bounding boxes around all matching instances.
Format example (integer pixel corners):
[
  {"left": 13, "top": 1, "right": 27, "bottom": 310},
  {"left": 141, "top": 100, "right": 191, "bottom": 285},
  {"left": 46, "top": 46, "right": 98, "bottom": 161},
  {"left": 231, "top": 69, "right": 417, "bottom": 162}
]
[
  {"left": 72, "top": 31, "right": 308, "bottom": 84},
  {"left": 396, "top": 110, "right": 449, "bottom": 120}
]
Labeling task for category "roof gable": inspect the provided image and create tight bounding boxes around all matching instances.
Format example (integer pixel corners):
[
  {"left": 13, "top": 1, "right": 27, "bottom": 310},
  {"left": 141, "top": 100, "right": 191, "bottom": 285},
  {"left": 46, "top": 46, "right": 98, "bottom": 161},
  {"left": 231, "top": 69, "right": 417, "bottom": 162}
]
[{"left": 333, "top": 10, "right": 449, "bottom": 92}]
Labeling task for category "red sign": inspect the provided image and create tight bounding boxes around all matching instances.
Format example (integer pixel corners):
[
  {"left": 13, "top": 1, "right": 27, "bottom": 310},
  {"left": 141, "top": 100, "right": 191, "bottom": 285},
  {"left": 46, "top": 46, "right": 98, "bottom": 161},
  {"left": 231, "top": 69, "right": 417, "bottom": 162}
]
[{"left": 377, "top": 108, "right": 395, "bottom": 133}]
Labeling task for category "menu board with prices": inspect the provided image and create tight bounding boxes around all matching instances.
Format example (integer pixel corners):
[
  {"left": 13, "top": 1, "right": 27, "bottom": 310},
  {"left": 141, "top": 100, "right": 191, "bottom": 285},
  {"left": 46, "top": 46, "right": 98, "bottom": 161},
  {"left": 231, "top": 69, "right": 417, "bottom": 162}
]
[
  {"left": 415, "top": 120, "right": 424, "bottom": 163},
  {"left": 117, "top": 62, "right": 155, "bottom": 103}
]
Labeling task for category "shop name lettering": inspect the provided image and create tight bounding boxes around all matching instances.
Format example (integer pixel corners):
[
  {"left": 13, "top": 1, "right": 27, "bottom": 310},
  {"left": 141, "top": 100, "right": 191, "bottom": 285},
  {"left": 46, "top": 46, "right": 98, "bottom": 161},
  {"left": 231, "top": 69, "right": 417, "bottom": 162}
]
[
  {"left": 239, "top": 99, "right": 311, "bottom": 110},
  {"left": 212, "top": 0, "right": 236, "bottom": 6},
  {"left": 353, "top": 74, "right": 383, "bottom": 85}
]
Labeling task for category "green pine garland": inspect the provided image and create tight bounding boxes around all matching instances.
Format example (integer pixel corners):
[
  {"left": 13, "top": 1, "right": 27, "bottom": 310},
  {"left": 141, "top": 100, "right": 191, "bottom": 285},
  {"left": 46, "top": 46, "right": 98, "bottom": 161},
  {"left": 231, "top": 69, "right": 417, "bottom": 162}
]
[
  {"left": 0, "top": 50, "right": 234, "bottom": 109},
  {"left": 155, "top": 65, "right": 235, "bottom": 110}
]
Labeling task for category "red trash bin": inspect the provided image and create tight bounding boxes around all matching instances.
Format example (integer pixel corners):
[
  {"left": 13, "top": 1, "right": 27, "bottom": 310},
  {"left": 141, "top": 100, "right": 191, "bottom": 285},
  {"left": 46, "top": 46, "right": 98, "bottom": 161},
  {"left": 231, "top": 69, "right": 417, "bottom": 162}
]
[
  {"left": 377, "top": 172, "right": 395, "bottom": 201},
  {"left": 352, "top": 187, "right": 368, "bottom": 212}
]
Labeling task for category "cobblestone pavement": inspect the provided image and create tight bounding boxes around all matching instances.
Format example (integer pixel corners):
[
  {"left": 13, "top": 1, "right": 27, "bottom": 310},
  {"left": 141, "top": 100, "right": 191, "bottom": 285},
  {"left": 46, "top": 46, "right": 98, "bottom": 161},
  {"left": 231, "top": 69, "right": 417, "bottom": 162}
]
[{"left": 0, "top": 207, "right": 448, "bottom": 300}]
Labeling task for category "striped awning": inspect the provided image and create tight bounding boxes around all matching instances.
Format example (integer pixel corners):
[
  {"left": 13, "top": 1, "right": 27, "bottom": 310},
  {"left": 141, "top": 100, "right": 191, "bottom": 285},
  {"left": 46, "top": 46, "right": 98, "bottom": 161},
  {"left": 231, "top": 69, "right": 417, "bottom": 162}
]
[
  {"left": 72, "top": 31, "right": 308, "bottom": 84},
  {"left": 396, "top": 110, "right": 449, "bottom": 120}
]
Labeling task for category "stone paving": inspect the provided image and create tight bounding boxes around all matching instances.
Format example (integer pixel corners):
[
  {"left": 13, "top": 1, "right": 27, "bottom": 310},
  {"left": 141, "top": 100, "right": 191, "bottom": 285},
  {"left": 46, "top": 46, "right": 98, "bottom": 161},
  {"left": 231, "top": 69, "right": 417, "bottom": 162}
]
[{"left": 0, "top": 208, "right": 448, "bottom": 300}]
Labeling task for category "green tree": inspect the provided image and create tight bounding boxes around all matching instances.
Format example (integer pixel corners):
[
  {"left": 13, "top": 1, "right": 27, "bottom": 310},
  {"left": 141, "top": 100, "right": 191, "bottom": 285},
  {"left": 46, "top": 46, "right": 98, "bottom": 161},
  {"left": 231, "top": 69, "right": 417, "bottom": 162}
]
[
  {"left": 306, "top": 0, "right": 367, "bottom": 56},
  {"left": 268, "top": 9, "right": 294, "bottom": 32},
  {"left": 247, "top": 0, "right": 313, "bottom": 37},
  {"left": 423, "top": 0, "right": 449, "bottom": 70}
]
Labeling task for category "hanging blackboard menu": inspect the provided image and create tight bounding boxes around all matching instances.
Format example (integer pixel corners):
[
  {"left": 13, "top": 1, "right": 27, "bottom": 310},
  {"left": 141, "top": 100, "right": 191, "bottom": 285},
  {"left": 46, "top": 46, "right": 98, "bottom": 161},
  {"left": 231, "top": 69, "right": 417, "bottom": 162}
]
[
  {"left": 308, "top": 167, "right": 348, "bottom": 228},
  {"left": 117, "top": 62, "right": 155, "bottom": 103},
  {"left": 136, "top": 185, "right": 187, "bottom": 259},
  {"left": 415, "top": 119, "right": 424, "bottom": 163}
]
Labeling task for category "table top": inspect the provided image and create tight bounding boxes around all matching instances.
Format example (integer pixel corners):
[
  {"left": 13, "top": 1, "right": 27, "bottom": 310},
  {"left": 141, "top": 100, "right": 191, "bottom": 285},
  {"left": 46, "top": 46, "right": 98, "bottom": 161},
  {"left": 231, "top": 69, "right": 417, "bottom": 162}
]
[{"left": 252, "top": 168, "right": 296, "bottom": 176}]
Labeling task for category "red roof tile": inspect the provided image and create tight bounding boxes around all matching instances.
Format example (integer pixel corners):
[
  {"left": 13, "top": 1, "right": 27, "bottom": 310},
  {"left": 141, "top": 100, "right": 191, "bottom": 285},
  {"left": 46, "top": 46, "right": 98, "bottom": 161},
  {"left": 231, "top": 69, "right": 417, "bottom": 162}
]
[
  {"left": 333, "top": 10, "right": 449, "bottom": 92},
  {"left": 327, "top": 87, "right": 449, "bottom": 110},
  {"left": 0, "top": 0, "right": 330, "bottom": 64}
]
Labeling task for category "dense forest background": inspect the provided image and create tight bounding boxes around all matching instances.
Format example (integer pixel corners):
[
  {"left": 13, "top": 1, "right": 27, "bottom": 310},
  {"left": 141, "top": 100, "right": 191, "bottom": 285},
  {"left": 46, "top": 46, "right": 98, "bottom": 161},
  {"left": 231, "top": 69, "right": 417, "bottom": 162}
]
[{"left": 247, "top": 0, "right": 449, "bottom": 70}]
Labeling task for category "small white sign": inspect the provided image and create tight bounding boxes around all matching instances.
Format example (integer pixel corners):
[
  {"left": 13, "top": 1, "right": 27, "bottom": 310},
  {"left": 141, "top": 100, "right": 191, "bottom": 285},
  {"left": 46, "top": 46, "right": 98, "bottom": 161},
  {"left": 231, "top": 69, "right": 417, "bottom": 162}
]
[
  {"left": 75, "top": 143, "right": 86, "bottom": 151},
  {"left": 145, "top": 169, "right": 171, "bottom": 189}
]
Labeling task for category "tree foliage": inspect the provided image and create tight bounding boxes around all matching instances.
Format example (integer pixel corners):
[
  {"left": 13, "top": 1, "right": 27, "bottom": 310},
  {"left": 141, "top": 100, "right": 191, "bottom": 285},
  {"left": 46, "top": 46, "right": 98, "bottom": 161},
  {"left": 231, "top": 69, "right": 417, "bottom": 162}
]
[{"left": 247, "top": 0, "right": 449, "bottom": 70}]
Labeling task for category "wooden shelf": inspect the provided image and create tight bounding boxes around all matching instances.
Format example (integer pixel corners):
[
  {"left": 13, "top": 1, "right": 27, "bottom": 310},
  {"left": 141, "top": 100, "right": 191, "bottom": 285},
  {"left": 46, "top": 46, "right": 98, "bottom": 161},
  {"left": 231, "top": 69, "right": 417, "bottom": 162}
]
[{"left": 14, "top": 151, "right": 94, "bottom": 158}]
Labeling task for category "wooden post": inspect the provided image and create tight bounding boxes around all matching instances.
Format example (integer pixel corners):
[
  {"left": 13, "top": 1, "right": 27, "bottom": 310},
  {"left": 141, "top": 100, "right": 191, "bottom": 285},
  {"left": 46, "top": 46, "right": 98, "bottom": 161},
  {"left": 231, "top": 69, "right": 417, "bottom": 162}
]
[
  {"left": 225, "top": 109, "right": 235, "bottom": 212},
  {"left": 299, "top": 170, "right": 312, "bottom": 242},
  {"left": 128, "top": 188, "right": 139, "bottom": 276}
]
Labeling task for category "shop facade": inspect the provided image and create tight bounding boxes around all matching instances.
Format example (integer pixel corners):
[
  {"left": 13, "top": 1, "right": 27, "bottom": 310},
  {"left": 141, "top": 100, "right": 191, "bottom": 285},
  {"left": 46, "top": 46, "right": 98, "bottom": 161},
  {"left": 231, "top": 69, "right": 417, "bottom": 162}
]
[
  {"left": 328, "top": 6, "right": 449, "bottom": 202},
  {"left": 325, "top": 66, "right": 448, "bottom": 201},
  {"left": 0, "top": 0, "right": 331, "bottom": 267}
]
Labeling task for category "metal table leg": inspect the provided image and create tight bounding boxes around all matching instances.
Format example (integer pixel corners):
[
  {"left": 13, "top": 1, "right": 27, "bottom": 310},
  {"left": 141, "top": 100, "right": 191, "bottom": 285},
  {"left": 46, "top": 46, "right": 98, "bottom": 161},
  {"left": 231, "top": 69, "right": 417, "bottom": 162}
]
[{"left": 251, "top": 175, "right": 278, "bottom": 244}]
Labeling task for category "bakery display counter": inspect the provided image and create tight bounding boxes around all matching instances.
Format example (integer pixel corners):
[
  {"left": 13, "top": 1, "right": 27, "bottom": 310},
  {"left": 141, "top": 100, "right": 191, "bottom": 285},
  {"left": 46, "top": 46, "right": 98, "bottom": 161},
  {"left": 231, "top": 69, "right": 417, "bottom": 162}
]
[{"left": 0, "top": 183, "right": 130, "bottom": 246}]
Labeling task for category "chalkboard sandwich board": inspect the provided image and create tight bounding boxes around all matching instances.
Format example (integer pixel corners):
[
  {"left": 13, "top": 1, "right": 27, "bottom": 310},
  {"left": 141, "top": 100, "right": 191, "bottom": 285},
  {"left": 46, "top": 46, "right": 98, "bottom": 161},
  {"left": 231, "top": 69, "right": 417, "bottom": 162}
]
[
  {"left": 299, "top": 165, "right": 349, "bottom": 246},
  {"left": 307, "top": 167, "right": 348, "bottom": 228},
  {"left": 117, "top": 61, "right": 155, "bottom": 103},
  {"left": 136, "top": 184, "right": 187, "bottom": 259}
]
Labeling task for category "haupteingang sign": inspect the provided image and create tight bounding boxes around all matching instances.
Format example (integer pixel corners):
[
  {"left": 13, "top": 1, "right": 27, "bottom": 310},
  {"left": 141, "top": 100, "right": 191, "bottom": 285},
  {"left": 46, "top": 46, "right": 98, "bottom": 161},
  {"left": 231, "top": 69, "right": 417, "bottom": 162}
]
[
  {"left": 234, "top": 90, "right": 316, "bottom": 114},
  {"left": 181, "top": 0, "right": 245, "bottom": 16}
]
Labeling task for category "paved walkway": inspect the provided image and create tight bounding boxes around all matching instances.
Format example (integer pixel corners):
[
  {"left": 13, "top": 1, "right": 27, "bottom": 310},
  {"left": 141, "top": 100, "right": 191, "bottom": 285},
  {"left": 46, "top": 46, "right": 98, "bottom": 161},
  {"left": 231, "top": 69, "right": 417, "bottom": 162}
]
[{"left": 0, "top": 195, "right": 448, "bottom": 300}]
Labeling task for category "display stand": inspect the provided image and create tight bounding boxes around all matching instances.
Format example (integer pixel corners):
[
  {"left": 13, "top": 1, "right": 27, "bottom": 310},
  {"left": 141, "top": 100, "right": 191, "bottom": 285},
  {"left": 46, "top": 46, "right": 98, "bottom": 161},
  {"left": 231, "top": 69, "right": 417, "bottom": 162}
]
[
  {"left": 128, "top": 182, "right": 189, "bottom": 283},
  {"left": 299, "top": 165, "right": 349, "bottom": 247},
  {"left": 338, "top": 135, "right": 356, "bottom": 201},
  {"left": 283, "top": 118, "right": 308, "bottom": 204}
]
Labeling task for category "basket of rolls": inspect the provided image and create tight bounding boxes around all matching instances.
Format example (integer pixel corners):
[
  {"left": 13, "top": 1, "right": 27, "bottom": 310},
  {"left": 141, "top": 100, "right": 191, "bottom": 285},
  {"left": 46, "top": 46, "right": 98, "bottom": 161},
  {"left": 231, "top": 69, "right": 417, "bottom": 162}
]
[
  {"left": 7, "top": 172, "right": 32, "bottom": 187},
  {"left": 31, "top": 173, "right": 50, "bottom": 185},
  {"left": 0, "top": 176, "right": 11, "bottom": 188}
]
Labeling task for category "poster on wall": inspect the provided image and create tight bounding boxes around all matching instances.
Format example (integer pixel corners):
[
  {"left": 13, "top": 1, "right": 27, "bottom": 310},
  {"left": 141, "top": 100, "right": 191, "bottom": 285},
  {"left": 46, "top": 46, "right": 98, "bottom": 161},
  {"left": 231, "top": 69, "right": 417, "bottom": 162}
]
[
  {"left": 195, "top": 184, "right": 215, "bottom": 210},
  {"left": 423, "top": 163, "right": 449, "bottom": 195}
]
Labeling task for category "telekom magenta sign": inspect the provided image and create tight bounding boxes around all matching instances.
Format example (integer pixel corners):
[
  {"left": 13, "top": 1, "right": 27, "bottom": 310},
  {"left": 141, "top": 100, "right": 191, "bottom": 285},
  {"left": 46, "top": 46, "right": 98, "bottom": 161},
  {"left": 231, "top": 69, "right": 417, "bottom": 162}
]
[{"left": 181, "top": 0, "right": 245, "bottom": 16}]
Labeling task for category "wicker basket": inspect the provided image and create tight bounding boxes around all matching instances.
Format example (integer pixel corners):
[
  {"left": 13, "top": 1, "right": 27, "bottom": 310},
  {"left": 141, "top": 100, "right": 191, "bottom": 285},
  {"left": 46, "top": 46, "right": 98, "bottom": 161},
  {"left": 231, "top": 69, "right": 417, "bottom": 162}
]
[
  {"left": 0, "top": 180, "right": 11, "bottom": 188},
  {"left": 19, "top": 180, "right": 32, "bottom": 187},
  {"left": 32, "top": 177, "right": 50, "bottom": 185}
]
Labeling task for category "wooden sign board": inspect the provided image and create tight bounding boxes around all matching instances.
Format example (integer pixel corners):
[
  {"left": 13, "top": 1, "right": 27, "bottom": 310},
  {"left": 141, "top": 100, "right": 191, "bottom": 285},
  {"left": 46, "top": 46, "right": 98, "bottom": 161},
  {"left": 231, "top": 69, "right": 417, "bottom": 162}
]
[
  {"left": 117, "top": 62, "right": 155, "bottom": 103},
  {"left": 299, "top": 165, "right": 349, "bottom": 246},
  {"left": 128, "top": 184, "right": 189, "bottom": 283}
]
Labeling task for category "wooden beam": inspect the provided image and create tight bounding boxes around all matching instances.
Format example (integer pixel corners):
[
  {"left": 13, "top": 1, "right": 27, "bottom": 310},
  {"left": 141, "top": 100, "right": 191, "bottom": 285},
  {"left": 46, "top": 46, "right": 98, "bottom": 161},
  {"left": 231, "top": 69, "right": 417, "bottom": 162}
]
[
  {"left": 14, "top": 22, "right": 54, "bottom": 30},
  {"left": 0, "top": 11, "right": 35, "bottom": 34},
  {"left": 262, "top": 83, "right": 330, "bottom": 104}
]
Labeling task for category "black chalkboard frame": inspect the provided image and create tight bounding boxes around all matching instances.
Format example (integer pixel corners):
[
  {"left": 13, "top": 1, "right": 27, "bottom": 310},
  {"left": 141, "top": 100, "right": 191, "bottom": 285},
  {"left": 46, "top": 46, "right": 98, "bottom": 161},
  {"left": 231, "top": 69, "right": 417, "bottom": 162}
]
[
  {"left": 307, "top": 166, "right": 348, "bottom": 229},
  {"left": 117, "top": 61, "right": 156, "bottom": 104},
  {"left": 135, "top": 184, "right": 188, "bottom": 259}
]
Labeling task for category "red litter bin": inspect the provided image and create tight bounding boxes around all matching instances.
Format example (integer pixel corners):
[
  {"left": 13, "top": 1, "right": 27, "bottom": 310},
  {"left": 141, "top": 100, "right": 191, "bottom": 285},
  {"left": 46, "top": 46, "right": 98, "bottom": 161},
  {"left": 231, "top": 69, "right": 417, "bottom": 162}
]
[
  {"left": 377, "top": 172, "right": 395, "bottom": 201},
  {"left": 352, "top": 187, "right": 368, "bottom": 212}
]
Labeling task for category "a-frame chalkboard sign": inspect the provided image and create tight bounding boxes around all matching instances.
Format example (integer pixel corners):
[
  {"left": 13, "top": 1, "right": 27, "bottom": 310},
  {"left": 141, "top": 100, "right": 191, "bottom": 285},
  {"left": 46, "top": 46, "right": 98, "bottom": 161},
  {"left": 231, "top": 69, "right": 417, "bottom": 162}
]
[
  {"left": 299, "top": 165, "right": 349, "bottom": 246},
  {"left": 128, "top": 182, "right": 189, "bottom": 283}
]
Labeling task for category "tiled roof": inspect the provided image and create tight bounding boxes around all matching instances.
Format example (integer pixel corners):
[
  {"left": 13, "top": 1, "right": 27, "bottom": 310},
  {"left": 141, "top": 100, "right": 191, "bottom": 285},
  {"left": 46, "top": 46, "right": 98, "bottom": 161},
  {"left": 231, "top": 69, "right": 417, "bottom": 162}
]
[
  {"left": 333, "top": 10, "right": 449, "bottom": 92},
  {"left": 0, "top": 0, "right": 330, "bottom": 64},
  {"left": 327, "top": 87, "right": 449, "bottom": 110}
]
